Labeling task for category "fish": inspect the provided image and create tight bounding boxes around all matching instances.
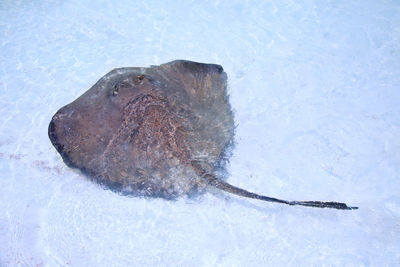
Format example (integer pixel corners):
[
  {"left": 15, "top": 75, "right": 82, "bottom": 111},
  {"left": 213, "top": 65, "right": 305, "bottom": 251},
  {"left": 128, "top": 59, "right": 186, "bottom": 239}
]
[{"left": 48, "top": 60, "right": 357, "bottom": 210}]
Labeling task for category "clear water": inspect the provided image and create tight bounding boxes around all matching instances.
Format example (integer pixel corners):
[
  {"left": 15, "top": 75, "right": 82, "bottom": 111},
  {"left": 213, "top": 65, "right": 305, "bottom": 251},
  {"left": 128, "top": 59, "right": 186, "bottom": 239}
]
[{"left": 1, "top": 0, "right": 399, "bottom": 266}]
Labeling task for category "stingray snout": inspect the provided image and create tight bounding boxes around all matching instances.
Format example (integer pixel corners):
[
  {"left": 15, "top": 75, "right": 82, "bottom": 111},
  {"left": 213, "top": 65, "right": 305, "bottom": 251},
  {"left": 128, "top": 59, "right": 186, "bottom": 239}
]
[{"left": 48, "top": 107, "right": 81, "bottom": 167}]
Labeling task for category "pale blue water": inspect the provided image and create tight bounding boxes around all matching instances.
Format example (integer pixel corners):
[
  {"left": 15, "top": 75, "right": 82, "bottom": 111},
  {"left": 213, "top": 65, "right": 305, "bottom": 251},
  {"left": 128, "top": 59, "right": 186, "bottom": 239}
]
[{"left": 1, "top": 0, "right": 399, "bottom": 266}]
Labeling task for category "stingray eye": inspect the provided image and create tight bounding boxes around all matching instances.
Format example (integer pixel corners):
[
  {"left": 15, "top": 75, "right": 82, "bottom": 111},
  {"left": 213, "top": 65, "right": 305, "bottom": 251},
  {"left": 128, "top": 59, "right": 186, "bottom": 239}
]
[
  {"left": 112, "top": 82, "right": 131, "bottom": 97},
  {"left": 135, "top": 75, "right": 145, "bottom": 84},
  {"left": 112, "top": 87, "right": 119, "bottom": 96}
]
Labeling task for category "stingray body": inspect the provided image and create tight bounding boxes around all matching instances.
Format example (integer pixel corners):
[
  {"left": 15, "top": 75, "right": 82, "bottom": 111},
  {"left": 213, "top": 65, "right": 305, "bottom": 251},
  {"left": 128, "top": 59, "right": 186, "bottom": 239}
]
[{"left": 49, "top": 60, "right": 356, "bottom": 210}]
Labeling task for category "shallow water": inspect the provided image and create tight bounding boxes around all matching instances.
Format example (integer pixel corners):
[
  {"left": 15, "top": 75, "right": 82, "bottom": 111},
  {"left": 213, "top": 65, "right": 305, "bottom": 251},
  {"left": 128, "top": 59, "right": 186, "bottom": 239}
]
[{"left": 1, "top": 0, "right": 399, "bottom": 266}]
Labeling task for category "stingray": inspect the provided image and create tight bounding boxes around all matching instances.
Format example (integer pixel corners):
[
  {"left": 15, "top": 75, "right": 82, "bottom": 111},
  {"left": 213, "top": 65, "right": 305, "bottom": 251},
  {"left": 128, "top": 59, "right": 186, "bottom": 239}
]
[{"left": 48, "top": 60, "right": 357, "bottom": 210}]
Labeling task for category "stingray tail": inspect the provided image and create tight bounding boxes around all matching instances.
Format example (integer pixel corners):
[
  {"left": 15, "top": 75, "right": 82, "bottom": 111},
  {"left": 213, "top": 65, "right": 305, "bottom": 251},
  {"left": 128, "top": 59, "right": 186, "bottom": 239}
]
[{"left": 201, "top": 173, "right": 358, "bottom": 210}]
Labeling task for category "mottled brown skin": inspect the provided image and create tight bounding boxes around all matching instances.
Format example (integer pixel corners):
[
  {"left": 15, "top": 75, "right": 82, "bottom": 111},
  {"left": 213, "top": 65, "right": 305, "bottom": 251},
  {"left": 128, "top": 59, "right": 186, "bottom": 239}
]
[
  {"left": 49, "top": 60, "right": 234, "bottom": 198},
  {"left": 49, "top": 60, "right": 357, "bottom": 210}
]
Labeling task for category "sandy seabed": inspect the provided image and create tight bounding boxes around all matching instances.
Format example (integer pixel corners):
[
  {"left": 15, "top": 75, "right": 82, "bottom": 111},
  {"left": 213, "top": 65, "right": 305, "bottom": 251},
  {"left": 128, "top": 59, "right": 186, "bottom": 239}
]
[{"left": 0, "top": 0, "right": 399, "bottom": 266}]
